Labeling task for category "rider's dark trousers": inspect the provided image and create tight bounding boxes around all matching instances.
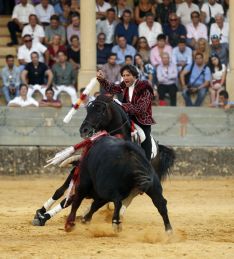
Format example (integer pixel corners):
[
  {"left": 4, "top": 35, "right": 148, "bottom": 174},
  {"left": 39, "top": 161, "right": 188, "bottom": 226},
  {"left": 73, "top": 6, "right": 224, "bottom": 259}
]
[{"left": 138, "top": 123, "right": 152, "bottom": 161}]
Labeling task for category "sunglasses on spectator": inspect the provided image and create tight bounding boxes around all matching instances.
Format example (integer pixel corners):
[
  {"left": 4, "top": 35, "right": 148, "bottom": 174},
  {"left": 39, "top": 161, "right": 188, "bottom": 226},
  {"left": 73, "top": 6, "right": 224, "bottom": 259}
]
[
  {"left": 24, "top": 39, "right": 32, "bottom": 42},
  {"left": 170, "top": 18, "right": 178, "bottom": 21},
  {"left": 192, "top": 15, "right": 199, "bottom": 18},
  {"left": 99, "top": 37, "right": 105, "bottom": 40}
]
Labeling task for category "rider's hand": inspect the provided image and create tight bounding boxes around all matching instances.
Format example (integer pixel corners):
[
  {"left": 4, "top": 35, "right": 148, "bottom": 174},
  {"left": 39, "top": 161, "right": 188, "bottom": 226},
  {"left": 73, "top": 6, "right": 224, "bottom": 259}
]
[{"left": 96, "top": 70, "right": 104, "bottom": 80}]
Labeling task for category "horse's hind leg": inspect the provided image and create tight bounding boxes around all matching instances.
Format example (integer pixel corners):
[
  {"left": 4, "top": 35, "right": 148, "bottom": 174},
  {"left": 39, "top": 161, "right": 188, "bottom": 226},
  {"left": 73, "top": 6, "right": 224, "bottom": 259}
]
[
  {"left": 112, "top": 200, "right": 122, "bottom": 233},
  {"left": 146, "top": 178, "right": 172, "bottom": 233}
]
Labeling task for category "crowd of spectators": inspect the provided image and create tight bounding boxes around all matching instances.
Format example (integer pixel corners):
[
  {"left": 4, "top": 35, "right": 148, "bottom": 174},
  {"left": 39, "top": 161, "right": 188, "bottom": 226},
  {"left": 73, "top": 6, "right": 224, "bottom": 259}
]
[{"left": 0, "top": 0, "right": 233, "bottom": 109}]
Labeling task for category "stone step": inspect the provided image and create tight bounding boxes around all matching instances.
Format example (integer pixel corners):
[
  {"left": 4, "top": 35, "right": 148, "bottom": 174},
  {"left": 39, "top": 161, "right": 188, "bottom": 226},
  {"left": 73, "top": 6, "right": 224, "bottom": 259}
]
[
  {"left": 0, "top": 35, "right": 22, "bottom": 45},
  {"left": 0, "top": 26, "right": 10, "bottom": 35},
  {"left": 0, "top": 16, "right": 11, "bottom": 26}
]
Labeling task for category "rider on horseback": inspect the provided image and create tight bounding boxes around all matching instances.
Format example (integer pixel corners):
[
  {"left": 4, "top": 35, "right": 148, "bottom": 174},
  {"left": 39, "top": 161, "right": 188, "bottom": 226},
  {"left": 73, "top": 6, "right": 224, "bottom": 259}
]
[{"left": 97, "top": 64, "right": 155, "bottom": 160}]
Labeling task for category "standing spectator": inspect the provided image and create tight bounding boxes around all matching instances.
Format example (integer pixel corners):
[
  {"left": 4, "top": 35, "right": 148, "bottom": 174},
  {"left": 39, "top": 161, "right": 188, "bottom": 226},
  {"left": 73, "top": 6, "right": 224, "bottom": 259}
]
[
  {"left": 66, "top": 13, "right": 80, "bottom": 45},
  {"left": 22, "top": 14, "right": 45, "bottom": 43},
  {"left": 150, "top": 34, "right": 172, "bottom": 67},
  {"left": 210, "top": 34, "right": 229, "bottom": 66},
  {"left": 172, "top": 37, "right": 193, "bottom": 72},
  {"left": 155, "top": 0, "right": 176, "bottom": 25},
  {"left": 7, "top": 0, "right": 35, "bottom": 46},
  {"left": 186, "top": 11, "right": 208, "bottom": 49},
  {"left": 115, "top": 9, "right": 138, "bottom": 46},
  {"left": 21, "top": 52, "right": 53, "bottom": 98},
  {"left": 193, "top": 38, "right": 210, "bottom": 65},
  {"left": 176, "top": 0, "right": 199, "bottom": 26},
  {"left": 111, "top": 36, "right": 136, "bottom": 65},
  {"left": 67, "top": 35, "right": 80, "bottom": 70},
  {"left": 163, "top": 13, "right": 187, "bottom": 48},
  {"left": 134, "top": 0, "right": 155, "bottom": 24},
  {"left": 8, "top": 84, "right": 39, "bottom": 107},
  {"left": 45, "top": 14, "right": 66, "bottom": 45},
  {"left": 209, "top": 13, "right": 229, "bottom": 44},
  {"left": 35, "top": 0, "right": 55, "bottom": 27},
  {"left": 208, "top": 54, "right": 226, "bottom": 105},
  {"left": 47, "top": 34, "right": 66, "bottom": 68},
  {"left": 39, "top": 87, "right": 62, "bottom": 108},
  {"left": 180, "top": 52, "right": 211, "bottom": 106},
  {"left": 52, "top": 51, "right": 78, "bottom": 105},
  {"left": 54, "top": 0, "right": 71, "bottom": 26},
  {"left": 96, "top": 8, "right": 118, "bottom": 47},
  {"left": 136, "top": 36, "right": 151, "bottom": 63},
  {"left": 157, "top": 52, "right": 178, "bottom": 106},
  {"left": 96, "top": 0, "right": 111, "bottom": 24},
  {"left": 138, "top": 12, "right": 162, "bottom": 48},
  {"left": 1, "top": 55, "right": 21, "bottom": 104},
  {"left": 18, "top": 34, "right": 49, "bottom": 67},
  {"left": 96, "top": 32, "right": 112, "bottom": 67},
  {"left": 113, "top": 0, "right": 133, "bottom": 20}
]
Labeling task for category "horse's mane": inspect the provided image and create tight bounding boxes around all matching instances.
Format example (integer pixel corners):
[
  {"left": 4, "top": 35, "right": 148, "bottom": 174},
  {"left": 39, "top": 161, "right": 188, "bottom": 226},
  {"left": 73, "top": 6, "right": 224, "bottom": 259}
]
[{"left": 95, "top": 94, "right": 113, "bottom": 103}]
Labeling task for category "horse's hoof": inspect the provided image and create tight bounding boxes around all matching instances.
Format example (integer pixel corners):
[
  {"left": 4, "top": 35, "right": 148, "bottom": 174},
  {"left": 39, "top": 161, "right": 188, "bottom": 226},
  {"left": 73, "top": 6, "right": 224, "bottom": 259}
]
[
  {"left": 81, "top": 217, "right": 91, "bottom": 225},
  {"left": 112, "top": 221, "right": 122, "bottom": 233},
  {"left": 165, "top": 224, "right": 173, "bottom": 235},
  {"left": 32, "top": 211, "right": 47, "bottom": 226},
  {"left": 65, "top": 221, "right": 75, "bottom": 232}
]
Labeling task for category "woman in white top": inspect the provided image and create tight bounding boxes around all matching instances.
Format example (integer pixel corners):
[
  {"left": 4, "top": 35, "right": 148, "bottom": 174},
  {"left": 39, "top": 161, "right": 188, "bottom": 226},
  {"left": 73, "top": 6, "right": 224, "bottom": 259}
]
[{"left": 209, "top": 54, "right": 227, "bottom": 105}]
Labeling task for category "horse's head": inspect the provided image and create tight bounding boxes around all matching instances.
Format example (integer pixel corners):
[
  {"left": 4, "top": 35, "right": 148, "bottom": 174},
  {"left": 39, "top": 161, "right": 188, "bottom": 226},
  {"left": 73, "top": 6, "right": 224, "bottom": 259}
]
[{"left": 80, "top": 95, "right": 114, "bottom": 138}]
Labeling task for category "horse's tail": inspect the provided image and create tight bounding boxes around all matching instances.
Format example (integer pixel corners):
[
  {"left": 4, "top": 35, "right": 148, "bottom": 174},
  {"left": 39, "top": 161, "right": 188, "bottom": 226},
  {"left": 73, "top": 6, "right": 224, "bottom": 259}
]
[
  {"left": 124, "top": 142, "right": 153, "bottom": 193},
  {"left": 152, "top": 144, "right": 176, "bottom": 182}
]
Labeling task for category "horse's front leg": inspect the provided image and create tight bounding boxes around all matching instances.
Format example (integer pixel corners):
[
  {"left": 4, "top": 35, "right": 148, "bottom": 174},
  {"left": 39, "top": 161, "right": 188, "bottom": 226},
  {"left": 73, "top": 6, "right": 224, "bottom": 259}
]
[{"left": 112, "top": 200, "right": 122, "bottom": 233}]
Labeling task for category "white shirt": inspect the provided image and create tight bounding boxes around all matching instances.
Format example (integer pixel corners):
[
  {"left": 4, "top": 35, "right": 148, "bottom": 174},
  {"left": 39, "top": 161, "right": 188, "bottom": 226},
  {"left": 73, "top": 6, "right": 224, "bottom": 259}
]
[
  {"left": 8, "top": 96, "right": 39, "bottom": 107},
  {"left": 201, "top": 3, "right": 224, "bottom": 24},
  {"left": 35, "top": 4, "right": 55, "bottom": 24},
  {"left": 96, "top": 2, "right": 111, "bottom": 12},
  {"left": 18, "top": 42, "right": 47, "bottom": 63},
  {"left": 186, "top": 22, "right": 208, "bottom": 41},
  {"left": 176, "top": 2, "right": 200, "bottom": 26},
  {"left": 128, "top": 81, "right": 137, "bottom": 102},
  {"left": 12, "top": 3, "right": 36, "bottom": 24},
  {"left": 209, "top": 22, "right": 229, "bottom": 44},
  {"left": 212, "top": 64, "right": 226, "bottom": 81},
  {"left": 22, "top": 24, "right": 45, "bottom": 43},
  {"left": 138, "top": 22, "right": 162, "bottom": 48}
]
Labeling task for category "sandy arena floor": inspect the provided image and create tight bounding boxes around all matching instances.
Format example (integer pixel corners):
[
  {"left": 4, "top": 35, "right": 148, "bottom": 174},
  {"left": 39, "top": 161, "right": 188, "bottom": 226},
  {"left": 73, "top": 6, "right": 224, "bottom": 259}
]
[{"left": 0, "top": 176, "right": 233, "bottom": 259}]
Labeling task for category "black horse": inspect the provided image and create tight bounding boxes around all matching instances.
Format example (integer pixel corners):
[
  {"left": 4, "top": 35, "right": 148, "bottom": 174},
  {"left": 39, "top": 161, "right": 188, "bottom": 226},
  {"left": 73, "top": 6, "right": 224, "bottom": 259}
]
[{"left": 65, "top": 136, "right": 172, "bottom": 233}]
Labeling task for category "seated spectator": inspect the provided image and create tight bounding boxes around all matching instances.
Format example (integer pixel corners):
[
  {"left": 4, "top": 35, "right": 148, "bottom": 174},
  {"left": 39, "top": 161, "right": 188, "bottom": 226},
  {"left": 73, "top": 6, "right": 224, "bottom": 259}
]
[
  {"left": 176, "top": 0, "right": 199, "bottom": 26},
  {"left": 209, "top": 13, "right": 229, "bottom": 44},
  {"left": 134, "top": 0, "right": 155, "bottom": 24},
  {"left": 96, "top": 32, "right": 112, "bottom": 67},
  {"left": 157, "top": 52, "right": 178, "bottom": 106},
  {"left": 67, "top": 35, "right": 80, "bottom": 71},
  {"left": 138, "top": 12, "right": 162, "bottom": 48},
  {"left": 115, "top": 9, "right": 138, "bottom": 46},
  {"left": 70, "top": 0, "right": 80, "bottom": 14},
  {"left": 172, "top": 37, "right": 193, "bottom": 72},
  {"left": 136, "top": 36, "right": 151, "bottom": 63},
  {"left": 102, "top": 53, "right": 121, "bottom": 85},
  {"left": 113, "top": 0, "right": 133, "bottom": 20},
  {"left": 111, "top": 35, "right": 136, "bottom": 65},
  {"left": 96, "top": 0, "right": 111, "bottom": 24},
  {"left": 21, "top": 51, "right": 53, "bottom": 99},
  {"left": 96, "top": 8, "right": 118, "bottom": 47},
  {"left": 163, "top": 13, "right": 187, "bottom": 48},
  {"left": 210, "top": 34, "right": 229, "bottom": 66},
  {"left": 201, "top": 0, "right": 224, "bottom": 37},
  {"left": 155, "top": 0, "right": 176, "bottom": 25},
  {"left": 150, "top": 34, "right": 172, "bottom": 67},
  {"left": 7, "top": 0, "right": 35, "bottom": 46},
  {"left": 66, "top": 13, "right": 80, "bottom": 45},
  {"left": 45, "top": 14, "right": 66, "bottom": 45},
  {"left": 1, "top": 55, "right": 20, "bottom": 104},
  {"left": 212, "top": 90, "right": 234, "bottom": 110},
  {"left": 48, "top": 34, "right": 66, "bottom": 68},
  {"left": 18, "top": 34, "right": 49, "bottom": 68},
  {"left": 35, "top": 0, "right": 55, "bottom": 27},
  {"left": 54, "top": 0, "right": 71, "bottom": 26},
  {"left": 208, "top": 54, "right": 226, "bottom": 105},
  {"left": 52, "top": 51, "right": 78, "bottom": 105},
  {"left": 134, "top": 53, "right": 154, "bottom": 85},
  {"left": 39, "top": 87, "right": 62, "bottom": 108},
  {"left": 22, "top": 14, "right": 45, "bottom": 43},
  {"left": 180, "top": 52, "right": 211, "bottom": 106},
  {"left": 193, "top": 38, "right": 210, "bottom": 65},
  {"left": 125, "top": 55, "right": 133, "bottom": 65},
  {"left": 8, "top": 84, "right": 39, "bottom": 107},
  {"left": 186, "top": 11, "right": 208, "bottom": 49}
]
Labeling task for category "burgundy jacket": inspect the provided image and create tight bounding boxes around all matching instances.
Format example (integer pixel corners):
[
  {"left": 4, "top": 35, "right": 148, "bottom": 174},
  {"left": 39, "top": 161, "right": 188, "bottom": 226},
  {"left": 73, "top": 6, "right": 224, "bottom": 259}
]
[{"left": 98, "top": 78, "right": 155, "bottom": 125}]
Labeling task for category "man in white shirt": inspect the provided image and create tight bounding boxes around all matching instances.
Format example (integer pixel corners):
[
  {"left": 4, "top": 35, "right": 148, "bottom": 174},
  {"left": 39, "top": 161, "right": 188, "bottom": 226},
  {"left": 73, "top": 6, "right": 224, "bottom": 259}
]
[
  {"left": 201, "top": 0, "right": 224, "bottom": 25},
  {"left": 138, "top": 12, "right": 162, "bottom": 48},
  {"left": 7, "top": 0, "right": 35, "bottom": 46},
  {"left": 96, "top": 0, "right": 111, "bottom": 24},
  {"left": 176, "top": 0, "right": 200, "bottom": 26},
  {"left": 22, "top": 14, "right": 45, "bottom": 43},
  {"left": 18, "top": 34, "right": 49, "bottom": 68},
  {"left": 8, "top": 84, "right": 39, "bottom": 107},
  {"left": 209, "top": 13, "right": 229, "bottom": 44},
  {"left": 35, "top": 0, "right": 55, "bottom": 27}
]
